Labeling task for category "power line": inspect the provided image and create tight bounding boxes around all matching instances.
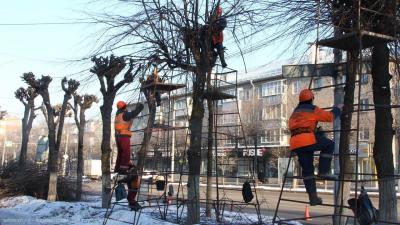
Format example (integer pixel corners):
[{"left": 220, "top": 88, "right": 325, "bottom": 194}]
[{"left": 0, "top": 21, "right": 97, "bottom": 26}]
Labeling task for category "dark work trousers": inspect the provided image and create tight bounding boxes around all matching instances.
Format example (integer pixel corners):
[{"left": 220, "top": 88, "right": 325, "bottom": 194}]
[
  {"left": 293, "top": 135, "right": 334, "bottom": 193},
  {"left": 126, "top": 173, "right": 139, "bottom": 204},
  {"left": 115, "top": 136, "right": 131, "bottom": 172},
  {"left": 213, "top": 42, "right": 224, "bottom": 52}
]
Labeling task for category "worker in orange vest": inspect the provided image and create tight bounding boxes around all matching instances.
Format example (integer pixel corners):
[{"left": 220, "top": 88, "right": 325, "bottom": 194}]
[
  {"left": 114, "top": 101, "right": 144, "bottom": 174},
  {"left": 289, "top": 89, "right": 341, "bottom": 205},
  {"left": 211, "top": 7, "right": 227, "bottom": 68}
]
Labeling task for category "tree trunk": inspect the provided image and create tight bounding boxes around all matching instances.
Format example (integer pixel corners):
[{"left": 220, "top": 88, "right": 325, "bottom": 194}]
[
  {"left": 205, "top": 74, "right": 213, "bottom": 217},
  {"left": 18, "top": 105, "right": 30, "bottom": 169},
  {"left": 137, "top": 98, "right": 156, "bottom": 175},
  {"left": 333, "top": 51, "right": 356, "bottom": 224},
  {"left": 371, "top": 43, "right": 397, "bottom": 224},
  {"left": 100, "top": 98, "right": 114, "bottom": 208},
  {"left": 76, "top": 108, "right": 86, "bottom": 201},
  {"left": 44, "top": 101, "right": 57, "bottom": 201},
  {"left": 187, "top": 65, "right": 207, "bottom": 225}
]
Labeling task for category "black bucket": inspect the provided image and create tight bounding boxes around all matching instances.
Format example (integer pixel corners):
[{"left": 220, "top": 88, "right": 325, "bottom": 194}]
[
  {"left": 348, "top": 187, "right": 379, "bottom": 225},
  {"left": 156, "top": 180, "right": 166, "bottom": 191}
]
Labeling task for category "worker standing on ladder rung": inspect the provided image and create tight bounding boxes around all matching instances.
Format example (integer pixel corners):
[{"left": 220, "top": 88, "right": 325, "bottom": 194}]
[
  {"left": 288, "top": 89, "right": 341, "bottom": 205},
  {"left": 114, "top": 101, "right": 144, "bottom": 173},
  {"left": 119, "top": 161, "right": 142, "bottom": 211}
]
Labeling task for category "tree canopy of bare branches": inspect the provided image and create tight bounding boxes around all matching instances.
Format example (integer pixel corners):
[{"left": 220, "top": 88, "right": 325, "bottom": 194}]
[{"left": 15, "top": 86, "right": 39, "bottom": 169}]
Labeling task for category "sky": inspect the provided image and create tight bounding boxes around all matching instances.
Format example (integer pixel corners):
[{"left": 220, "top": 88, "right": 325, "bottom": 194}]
[{"left": 0, "top": 0, "right": 311, "bottom": 120}]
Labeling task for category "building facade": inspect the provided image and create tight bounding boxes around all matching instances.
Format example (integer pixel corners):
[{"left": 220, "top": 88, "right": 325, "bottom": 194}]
[{"left": 129, "top": 60, "right": 400, "bottom": 185}]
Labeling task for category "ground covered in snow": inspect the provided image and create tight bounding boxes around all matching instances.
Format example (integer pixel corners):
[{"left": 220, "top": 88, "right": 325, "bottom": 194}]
[
  {"left": 0, "top": 196, "right": 173, "bottom": 225},
  {"left": 0, "top": 195, "right": 301, "bottom": 225}
]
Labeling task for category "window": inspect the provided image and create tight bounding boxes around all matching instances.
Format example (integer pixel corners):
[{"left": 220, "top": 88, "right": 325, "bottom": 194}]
[
  {"left": 256, "top": 86, "right": 263, "bottom": 99},
  {"left": 262, "top": 80, "right": 285, "bottom": 97},
  {"left": 360, "top": 98, "right": 369, "bottom": 110},
  {"left": 223, "top": 89, "right": 236, "bottom": 102},
  {"left": 360, "top": 74, "right": 369, "bottom": 84},
  {"left": 263, "top": 105, "right": 282, "bottom": 120},
  {"left": 175, "top": 99, "right": 186, "bottom": 110},
  {"left": 265, "top": 95, "right": 283, "bottom": 105},
  {"left": 292, "top": 80, "right": 301, "bottom": 94},
  {"left": 261, "top": 129, "right": 281, "bottom": 143},
  {"left": 258, "top": 109, "right": 263, "bottom": 121},
  {"left": 239, "top": 89, "right": 250, "bottom": 101},
  {"left": 359, "top": 127, "right": 370, "bottom": 141},
  {"left": 313, "top": 78, "right": 323, "bottom": 89}
]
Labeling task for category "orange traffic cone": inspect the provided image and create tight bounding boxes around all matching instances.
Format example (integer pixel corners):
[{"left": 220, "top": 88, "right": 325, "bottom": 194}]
[{"left": 304, "top": 205, "right": 311, "bottom": 221}]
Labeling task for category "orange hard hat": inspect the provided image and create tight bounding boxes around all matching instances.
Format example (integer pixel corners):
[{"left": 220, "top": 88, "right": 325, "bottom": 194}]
[
  {"left": 117, "top": 101, "right": 127, "bottom": 110},
  {"left": 299, "top": 89, "right": 314, "bottom": 102},
  {"left": 216, "top": 7, "right": 222, "bottom": 16}
]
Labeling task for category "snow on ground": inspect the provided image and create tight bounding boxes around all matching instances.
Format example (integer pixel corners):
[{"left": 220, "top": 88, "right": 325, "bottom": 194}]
[
  {"left": 0, "top": 196, "right": 173, "bottom": 225},
  {"left": 0, "top": 195, "right": 301, "bottom": 225}
]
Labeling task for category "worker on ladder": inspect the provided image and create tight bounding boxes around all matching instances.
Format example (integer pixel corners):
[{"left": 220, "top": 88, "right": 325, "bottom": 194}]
[
  {"left": 114, "top": 100, "right": 144, "bottom": 174},
  {"left": 288, "top": 89, "right": 341, "bottom": 205}
]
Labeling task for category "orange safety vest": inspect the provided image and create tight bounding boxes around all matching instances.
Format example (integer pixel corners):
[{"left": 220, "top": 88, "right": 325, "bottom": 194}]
[
  {"left": 114, "top": 112, "right": 133, "bottom": 137},
  {"left": 289, "top": 104, "right": 334, "bottom": 150}
]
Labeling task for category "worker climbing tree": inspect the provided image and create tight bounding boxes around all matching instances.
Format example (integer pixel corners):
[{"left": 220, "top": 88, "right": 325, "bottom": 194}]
[
  {"left": 141, "top": 58, "right": 163, "bottom": 107},
  {"left": 210, "top": 7, "right": 227, "bottom": 68}
]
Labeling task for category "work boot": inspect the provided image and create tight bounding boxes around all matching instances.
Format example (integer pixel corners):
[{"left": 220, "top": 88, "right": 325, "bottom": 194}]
[
  {"left": 129, "top": 201, "right": 142, "bottom": 211},
  {"left": 318, "top": 172, "right": 338, "bottom": 181},
  {"left": 308, "top": 192, "right": 323, "bottom": 206},
  {"left": 218, "top": 51, "right": 227, "bottom": 68}
]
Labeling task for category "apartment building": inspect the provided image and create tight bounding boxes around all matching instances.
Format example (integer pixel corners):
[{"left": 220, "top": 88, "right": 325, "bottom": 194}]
[{"left": 129, "top": 60, "right": 400, "bottom": 184}]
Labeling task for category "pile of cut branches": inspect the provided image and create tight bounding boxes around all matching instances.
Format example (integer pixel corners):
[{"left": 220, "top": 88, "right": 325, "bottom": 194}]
[{"left": 0, "top": 161, "right": 76, "bottom": 201}]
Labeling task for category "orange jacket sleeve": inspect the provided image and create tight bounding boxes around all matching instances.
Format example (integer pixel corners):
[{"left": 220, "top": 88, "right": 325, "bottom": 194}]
[{"left": 314, "top": 106, "right": 334, "bottom": 122}]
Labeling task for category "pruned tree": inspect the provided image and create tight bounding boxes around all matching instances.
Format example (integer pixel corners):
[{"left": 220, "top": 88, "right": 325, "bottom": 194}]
[
  {"left": 90, "top": 55, "right": 141, "bottom": 208},
  {"left": 71, "top": 94, "right": 98, "bottom": 200},
  {"left": 15, "top": 86, "right": 39, "bottom": 169},
  {"left": 23, "top": 73, "right": 80, "bottom": 201}
]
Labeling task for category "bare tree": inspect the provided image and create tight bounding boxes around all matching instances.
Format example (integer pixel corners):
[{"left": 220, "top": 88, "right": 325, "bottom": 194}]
[
  {"left": 15, "top": 86, "right": 39, "bottom": 169},
  {"left": 71, "top": 94, "right": 98, "bottom": 200},
  {"left": 90, "top": 55, "right": 141, "bottom": 208},
  {"left": 23, "top": 73, "right": 80, "bottom": 201},
  {"left": 369, "top": 2, "right": 398, "bottom": 223}
]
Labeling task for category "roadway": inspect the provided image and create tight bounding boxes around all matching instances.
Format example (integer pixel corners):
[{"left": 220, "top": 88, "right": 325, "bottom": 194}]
[{"left": 83, "top": 181, "right": 400, "bottom": 225}]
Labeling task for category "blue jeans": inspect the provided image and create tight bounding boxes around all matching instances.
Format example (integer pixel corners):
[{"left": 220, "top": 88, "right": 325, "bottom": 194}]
[{"left": 293, "top": 135, "right": 334, "bottom": 193}]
